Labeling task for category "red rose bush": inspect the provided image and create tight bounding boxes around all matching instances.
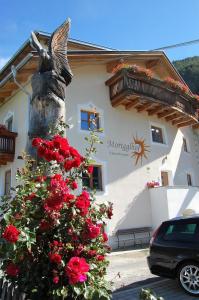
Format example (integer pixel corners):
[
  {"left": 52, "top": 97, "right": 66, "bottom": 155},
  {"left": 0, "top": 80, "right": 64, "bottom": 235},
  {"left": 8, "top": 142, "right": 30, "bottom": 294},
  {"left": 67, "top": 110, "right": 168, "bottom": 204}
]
[{"left": 0, "top": 129, "right": 112, "bottom": 299}]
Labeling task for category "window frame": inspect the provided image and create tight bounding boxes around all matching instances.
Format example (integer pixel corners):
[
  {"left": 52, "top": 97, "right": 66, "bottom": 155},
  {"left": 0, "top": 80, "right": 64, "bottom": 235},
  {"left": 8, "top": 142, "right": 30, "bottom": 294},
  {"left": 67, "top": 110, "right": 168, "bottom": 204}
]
[
  {"left": 187, "top": 173, "right": 192, "bottom": 186},
  {"left": 149, "top": 122, "right": 167, "bottom": 146},
  {"left": 80, "top": 110, "right": 100, "bottom": 131},
  {"left": 82, "top": 165, "right": 103, "bottom": 191},
  {"left": 5, "top": 116, "right": 13, "bottom": 132}
]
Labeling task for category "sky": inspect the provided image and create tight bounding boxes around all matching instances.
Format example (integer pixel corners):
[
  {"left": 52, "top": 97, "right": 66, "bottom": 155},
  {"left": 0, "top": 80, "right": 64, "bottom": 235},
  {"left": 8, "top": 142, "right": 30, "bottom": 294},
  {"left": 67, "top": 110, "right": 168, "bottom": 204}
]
[{"left": 1, "top": 0, "right": 199, "bottom": 69}]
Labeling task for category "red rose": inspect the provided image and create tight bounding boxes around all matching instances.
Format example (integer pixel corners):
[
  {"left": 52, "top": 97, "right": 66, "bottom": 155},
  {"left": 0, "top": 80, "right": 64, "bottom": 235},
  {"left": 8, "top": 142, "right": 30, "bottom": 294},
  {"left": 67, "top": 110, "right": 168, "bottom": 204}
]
[
  {"left": 65, "top": 257, "right": 89, "bottom": 285},
  {"left": 69, "top": 147, "right": 81, "bottom": 158},
  {"left": 49, "top": 253, "right": 62, "bottom": 264},
  {"left": 44, "top": 195, "right": 63, "bottom": 211},
  {"left": 107, "top": 204, "right": 113, "bottom": 219},
  {"left": 35, "top": 176, "right": 46, "bottom": 183},
  {"left": 37, "top": 145, "right": 46, "bottom": 157},
  {"left": 71, "top": 181, "right": 78, "bottom": 190},
  {"left": 87, "top": 224, "right": 101, "bottom": 239},
  {"left": 39, "top": 220, "right": 51, "bottom": 231},
  {"left": 2, "top": 225, "right": 20, "bottom": 243},
  {"left": 24, "top": 192, "right": 36, "bottom": 201},
  {"left": 88, "top": 250, "right": 97, "bottom": 257},
  {"left": 6, "top": 263, "right": 19, "bottom": 277},
  {"left": 75, "top": 192, "right": 90, "bottom": 216},
  {"left": 64, "top": 160, "right": 74, "bottom": 172},
  {"left": 53, "top": 276, "right": 59, "bottom": 284},
  {"left": 102, "top": 232, "right": 108, "bottom": 242},
  {"left": 96, "top": 255, "right": 105, "bottom": 261},
  {"left": 72, "top": 157, "right": 82, "bottom": 168},
  {"left": 87, "top": 165, "right": 93, "bottom": 174},
  {"left": 32, "top": 138, "right": 42, "bottom": 147}
]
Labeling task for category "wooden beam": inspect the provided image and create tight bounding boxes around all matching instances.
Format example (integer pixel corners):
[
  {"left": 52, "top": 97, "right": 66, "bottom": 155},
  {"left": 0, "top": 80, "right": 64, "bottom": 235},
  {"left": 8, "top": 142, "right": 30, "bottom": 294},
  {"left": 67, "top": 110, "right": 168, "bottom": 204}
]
[
  {"left": 172, "top": 117, "right": 189, "bottom": 126},
  {"left": 193, "top": 123, "right": 199, "bottom": 129},
  {"left": 145, "top": 59, "right": 159, "bottom": 69},
  {"left": 4, "top": 82, "right": 17, "bottom": 89},
  {"left": 125, "top": 98, "right": 140, "bottom": 110},
  {"left": 157, "top": 109, "right": 175, "bottom": 119},
  {"left": 147, "top": 105, "right": 163, "bottom": 116},
  {"left": 178, "top": 119, "right": 197, "bottom": 128},
  {"left": 137, "top": 102, "right": 153, "bottom": 112},
  {"left": 0, "top": 91, "right": 12, "bottom": 97},
  {"left": 106, "top": 59, "right": 123, "bottom": 73},
  {"left": 165, "top": 113, "right": 181, "bottom": 122},
  {"left": 111, "top": 97, "right": 126, "bottom": 107}
]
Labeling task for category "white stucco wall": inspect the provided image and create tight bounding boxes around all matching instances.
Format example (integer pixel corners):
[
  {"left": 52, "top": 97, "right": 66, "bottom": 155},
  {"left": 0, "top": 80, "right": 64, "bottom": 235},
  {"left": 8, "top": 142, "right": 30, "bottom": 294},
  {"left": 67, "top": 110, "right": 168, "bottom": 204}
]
[
  {"left": 0, "top": 83, "right": 31, "bottom": 194},
  {"left": 1, "top": 63, "right": 199, "bottom": 249},
  {"left": 150, "top": 186, "right": 199, "bottom": 230}
]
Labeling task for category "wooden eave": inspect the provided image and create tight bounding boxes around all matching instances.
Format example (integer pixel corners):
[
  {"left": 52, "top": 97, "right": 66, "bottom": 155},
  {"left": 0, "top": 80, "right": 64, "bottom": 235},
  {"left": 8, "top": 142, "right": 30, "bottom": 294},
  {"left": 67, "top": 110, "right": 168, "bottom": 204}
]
[{"left": 0, "top": 32, "right": 193, "bottom": 108}]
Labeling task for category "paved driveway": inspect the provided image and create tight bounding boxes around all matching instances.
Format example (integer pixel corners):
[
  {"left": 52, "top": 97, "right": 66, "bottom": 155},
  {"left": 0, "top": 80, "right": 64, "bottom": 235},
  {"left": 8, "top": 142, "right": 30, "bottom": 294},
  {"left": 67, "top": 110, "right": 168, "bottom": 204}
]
[
  {"left": 113, "top": 279, "right": 197, "bottom": 300},
  {"left": 107, "top": 249, "right": 156, "bottom": 291},
  {"left": 107, "top": 249, "right": 197, "bottom": 300}
]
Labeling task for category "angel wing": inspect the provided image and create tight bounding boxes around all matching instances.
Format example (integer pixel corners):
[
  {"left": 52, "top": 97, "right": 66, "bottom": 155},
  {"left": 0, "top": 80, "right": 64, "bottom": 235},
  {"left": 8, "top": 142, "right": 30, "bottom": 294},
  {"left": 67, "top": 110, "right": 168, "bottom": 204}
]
[{"left": 49, "top": 19, "right": 73, "bottom": 85}]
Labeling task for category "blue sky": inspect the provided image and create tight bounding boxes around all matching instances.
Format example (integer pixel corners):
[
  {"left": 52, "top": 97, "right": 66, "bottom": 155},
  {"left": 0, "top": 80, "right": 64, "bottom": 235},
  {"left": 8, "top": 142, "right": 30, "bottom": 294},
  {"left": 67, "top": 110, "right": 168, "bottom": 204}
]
[{"left": 1, "top": 0, "right": 199, "bottom": 69}]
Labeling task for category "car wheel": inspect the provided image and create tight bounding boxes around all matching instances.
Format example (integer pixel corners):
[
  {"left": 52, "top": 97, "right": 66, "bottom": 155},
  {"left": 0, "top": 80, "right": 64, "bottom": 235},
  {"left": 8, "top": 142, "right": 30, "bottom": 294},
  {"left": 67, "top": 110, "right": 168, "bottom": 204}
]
[{"left": 178, "top": 262, "right": 199, "bottom": 296}]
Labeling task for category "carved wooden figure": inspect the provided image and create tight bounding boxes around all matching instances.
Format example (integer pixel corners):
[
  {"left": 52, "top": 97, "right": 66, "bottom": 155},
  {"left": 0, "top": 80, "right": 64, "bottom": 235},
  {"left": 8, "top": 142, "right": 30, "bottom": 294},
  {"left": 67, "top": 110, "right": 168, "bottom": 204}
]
[{"left": 29, "top": 19, "right": 73, "bottom": 146}]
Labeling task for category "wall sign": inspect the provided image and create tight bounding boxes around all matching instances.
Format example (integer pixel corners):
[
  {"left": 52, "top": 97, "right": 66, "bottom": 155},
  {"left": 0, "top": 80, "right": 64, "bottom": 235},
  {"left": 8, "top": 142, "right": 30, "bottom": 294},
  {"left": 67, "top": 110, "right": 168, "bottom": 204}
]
[
  {"left": 107, "top": 135, "right": 150, "bottom": 165},
  {"left": 131, "top": 135, "right": 150, "bottom": 165}
]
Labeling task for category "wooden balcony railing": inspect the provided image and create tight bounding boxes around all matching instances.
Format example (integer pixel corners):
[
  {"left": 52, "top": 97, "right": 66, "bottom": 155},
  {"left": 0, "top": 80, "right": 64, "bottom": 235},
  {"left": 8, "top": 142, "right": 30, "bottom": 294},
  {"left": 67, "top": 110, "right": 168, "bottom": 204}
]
[
  {"left": 0, "top": 127, "right": 18, "bottom": 165},
  {"left": 105, "top": 69, "right": 199, "bottom": 128}
]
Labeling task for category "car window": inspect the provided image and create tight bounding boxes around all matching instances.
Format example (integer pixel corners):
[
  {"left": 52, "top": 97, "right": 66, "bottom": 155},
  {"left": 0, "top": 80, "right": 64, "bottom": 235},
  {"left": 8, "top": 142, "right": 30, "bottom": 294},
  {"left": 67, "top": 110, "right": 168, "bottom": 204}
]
[{"left": 163, "top": 223, "right": 198, "bottom": 242}]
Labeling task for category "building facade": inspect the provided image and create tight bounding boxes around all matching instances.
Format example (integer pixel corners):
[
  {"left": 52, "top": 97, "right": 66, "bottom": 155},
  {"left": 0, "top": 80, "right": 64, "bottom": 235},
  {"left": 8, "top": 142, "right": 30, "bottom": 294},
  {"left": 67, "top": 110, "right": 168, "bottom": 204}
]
[{"left": 1, "top": 31, "right": 199, "bottom": 248}]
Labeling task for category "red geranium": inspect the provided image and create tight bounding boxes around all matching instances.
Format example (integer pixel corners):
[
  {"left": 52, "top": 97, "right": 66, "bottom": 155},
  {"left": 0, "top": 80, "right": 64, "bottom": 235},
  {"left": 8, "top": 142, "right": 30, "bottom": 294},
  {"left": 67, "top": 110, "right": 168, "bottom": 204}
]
[
  {"left": 65, "top": 257, "right": 90, "bottom": 285},
  {"left": 2, "top": 225, "right": 20, "bottom": 243},
  {"left": 6, "top": 262, "right": 19, "bottom": 277}
]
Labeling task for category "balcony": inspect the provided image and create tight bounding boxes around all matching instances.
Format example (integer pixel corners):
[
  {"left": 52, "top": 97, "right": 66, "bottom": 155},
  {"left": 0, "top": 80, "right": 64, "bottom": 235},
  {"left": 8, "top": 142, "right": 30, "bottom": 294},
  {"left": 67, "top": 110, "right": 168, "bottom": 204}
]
[
  {"left": 105, "top": 69, "right": 199, "bottom": 128},
  {"left": 0, "top": 127, "right": 18, "bottom": 165}
]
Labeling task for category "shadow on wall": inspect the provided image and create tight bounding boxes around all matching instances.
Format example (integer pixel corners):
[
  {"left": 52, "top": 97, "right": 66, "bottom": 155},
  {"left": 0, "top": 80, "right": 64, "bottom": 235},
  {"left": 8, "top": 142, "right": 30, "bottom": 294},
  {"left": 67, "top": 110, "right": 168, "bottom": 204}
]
[
  {"left": 114, "top": 188, "right": 152, "bottom": 232},
  {"left": 177, "top": 188, "right": 198, "bottom": 216}
]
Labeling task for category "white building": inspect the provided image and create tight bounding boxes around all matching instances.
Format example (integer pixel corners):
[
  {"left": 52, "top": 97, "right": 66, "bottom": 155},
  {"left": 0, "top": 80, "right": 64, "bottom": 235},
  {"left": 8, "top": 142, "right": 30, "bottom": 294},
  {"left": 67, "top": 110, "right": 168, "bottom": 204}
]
[{"left": 1, "top": 31, "right": 199, "bottom": 248}]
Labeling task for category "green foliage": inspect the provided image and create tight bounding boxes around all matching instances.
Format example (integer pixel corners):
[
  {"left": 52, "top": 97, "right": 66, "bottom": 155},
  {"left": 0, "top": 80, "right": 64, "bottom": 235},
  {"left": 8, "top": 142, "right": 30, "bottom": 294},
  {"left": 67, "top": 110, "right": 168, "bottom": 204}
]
[{"left": 173, "top": 56, "right": 199, "bottom": 94}]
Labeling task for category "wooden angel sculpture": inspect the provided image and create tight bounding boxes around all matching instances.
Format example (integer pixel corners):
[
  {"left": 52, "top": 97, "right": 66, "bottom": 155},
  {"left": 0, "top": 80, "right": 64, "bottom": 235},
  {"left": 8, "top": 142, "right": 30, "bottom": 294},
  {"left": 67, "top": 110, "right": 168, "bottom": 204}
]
[{"left": 29, "top": 19, "right": 73, "bottom": 142}]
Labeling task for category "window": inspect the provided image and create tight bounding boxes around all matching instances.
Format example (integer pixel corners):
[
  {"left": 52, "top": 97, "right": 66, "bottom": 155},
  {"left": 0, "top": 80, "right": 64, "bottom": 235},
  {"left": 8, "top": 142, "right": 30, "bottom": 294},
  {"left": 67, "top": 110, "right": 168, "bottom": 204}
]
[
  {"left": 187, "top": 174, "right": 192, "bottom": 186},
  {"left": 82, "top": 165, "right": 103, "bottom": 191},
  {"left": 5, "top": 116, "right": 13, "bottom": 132},
  {"left": 163, "top": 222, "right": 197, "bottom": 242},
  {"left": 161, "top": 171, "right": 169, "bottom": 186},
  {"left": 5, "top": 170, "right": 11, "bottom": 195},
  {"left": 183, "top": 138, "right": 188, "bottom": 152},
  {"left": 151, "top": 126, "right": 164, "bottom": 144},
  {"left": 81, "top": 110, "right": 99, "bottom": 131}
]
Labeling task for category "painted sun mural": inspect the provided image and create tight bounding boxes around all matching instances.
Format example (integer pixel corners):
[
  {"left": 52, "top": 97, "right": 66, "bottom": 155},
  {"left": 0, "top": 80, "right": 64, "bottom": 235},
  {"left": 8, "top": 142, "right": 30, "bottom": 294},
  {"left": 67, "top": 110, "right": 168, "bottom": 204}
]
[{"left": 131, "top": 135, "right": 150, "bottom": 165}]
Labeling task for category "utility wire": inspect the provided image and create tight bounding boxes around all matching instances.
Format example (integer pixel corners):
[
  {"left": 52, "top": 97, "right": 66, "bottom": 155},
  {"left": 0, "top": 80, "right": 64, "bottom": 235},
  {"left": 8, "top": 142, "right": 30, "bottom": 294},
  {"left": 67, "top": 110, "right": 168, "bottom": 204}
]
[{"left": 152, "top": 39, "right": 199, "bottom": 51}]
